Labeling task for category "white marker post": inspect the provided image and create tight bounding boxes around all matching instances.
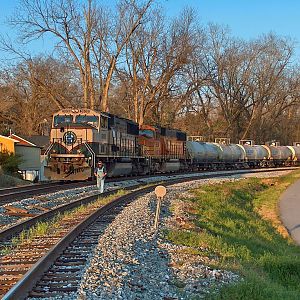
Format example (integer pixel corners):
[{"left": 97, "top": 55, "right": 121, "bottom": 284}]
[{"left": 154, "top": 185, "right": 167, "bottom": 230}]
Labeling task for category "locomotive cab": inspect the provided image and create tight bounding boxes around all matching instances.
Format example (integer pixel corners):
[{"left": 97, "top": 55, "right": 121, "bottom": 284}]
[{"left": 45, "top": 109, "right": 103, "bottom": 180}]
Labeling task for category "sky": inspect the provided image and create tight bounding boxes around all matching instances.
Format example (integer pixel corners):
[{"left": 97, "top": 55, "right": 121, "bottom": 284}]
[{"left": 0, "top": 0, "right": 300, "bottom": 61}]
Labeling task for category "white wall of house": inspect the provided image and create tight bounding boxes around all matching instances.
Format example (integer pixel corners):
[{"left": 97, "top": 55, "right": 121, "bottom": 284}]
[{"left": 15, "top": 145, "right": 41, "bottom": 181}]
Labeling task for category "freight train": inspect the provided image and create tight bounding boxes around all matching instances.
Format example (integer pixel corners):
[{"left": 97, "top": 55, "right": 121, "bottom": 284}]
[{"left": 44, "top": 108, "right": 300, "bottom": 180}]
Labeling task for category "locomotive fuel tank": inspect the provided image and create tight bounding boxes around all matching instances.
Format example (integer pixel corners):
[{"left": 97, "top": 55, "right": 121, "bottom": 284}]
[
  {"left": 108, "top": 161, "right": 133, "bottom": 176},
  {"left": 186, "top": 142, "right": 220, "bottom": 162},
  {"left": 268, "top": 146, "right": 293, "bottom": 160},
  {"left": 160, "top": 160, "right": 181, "bottom": 172}
]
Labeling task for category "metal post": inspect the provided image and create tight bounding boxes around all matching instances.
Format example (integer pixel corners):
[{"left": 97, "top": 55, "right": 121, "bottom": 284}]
[
  {"left": 154, "top": 197, "right": 162, "bottom": 230},
  {"left": 154, "top": 185, "right": 167, "bottom": 230}
]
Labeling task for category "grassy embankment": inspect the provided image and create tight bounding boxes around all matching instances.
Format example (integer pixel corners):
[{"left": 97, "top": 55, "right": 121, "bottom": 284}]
[
  {"left": 167, "top": 170, "right": 300, "bottom": 299},
  {"left": 0, "top": 173, "right": 30, "bottom": 188}
]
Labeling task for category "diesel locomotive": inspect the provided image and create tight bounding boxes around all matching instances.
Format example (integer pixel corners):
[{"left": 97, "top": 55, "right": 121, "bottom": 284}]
[
  {"left": 44, "top": 108, "right": 187, "bottom": 180},
  {"left": 44, "top": 108, "right": 300, "bottom": 181}
]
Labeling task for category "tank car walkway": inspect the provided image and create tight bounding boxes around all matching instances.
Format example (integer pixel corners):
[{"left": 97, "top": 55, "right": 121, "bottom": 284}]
[{"left": 280, "top": 179, "right": 300, "bottom": 245}]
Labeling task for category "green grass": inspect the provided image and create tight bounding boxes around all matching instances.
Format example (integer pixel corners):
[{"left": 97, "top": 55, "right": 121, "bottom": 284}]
[
  {"left": 0, "top": 173, "right": 30, "bottom": 187},
  {"left": 167, "top": 170, "right": 300, "bottom": 300}
]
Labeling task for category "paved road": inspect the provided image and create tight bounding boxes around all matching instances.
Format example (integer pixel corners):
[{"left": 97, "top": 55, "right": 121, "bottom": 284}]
[{"left": 280, "top": 179, "right": 300, "bottom": 245}]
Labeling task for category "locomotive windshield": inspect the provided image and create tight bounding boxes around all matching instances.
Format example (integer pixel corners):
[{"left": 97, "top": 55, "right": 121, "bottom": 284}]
[
  {"left": 139, "top": 129, "right": 155, "bottom": 138},
  {"left": 75, "top": 115, "right": 99, "bottom": 128},
  {"left": 54, "top": 115, "right": 73, "bottom": 126}
]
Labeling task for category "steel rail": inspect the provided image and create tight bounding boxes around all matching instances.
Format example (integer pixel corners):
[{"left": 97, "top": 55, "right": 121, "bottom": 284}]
[
  {"left": 0, "top": 172, "right": 169, "bottom": 206},
  {"left": 0, "top": 167, "right": 298, "bottom": 242},
  {"left": 2, "top": 187, "right": 151, "bottom": 300},
  {"left": 2, "top": 167, "right": 299, "bottom": 300},
  {"left": 1, "top": 166, "right": 298, "bottom": 206},
  {"left": 0, "top": 181, "right": 95, "bottom": 206}
]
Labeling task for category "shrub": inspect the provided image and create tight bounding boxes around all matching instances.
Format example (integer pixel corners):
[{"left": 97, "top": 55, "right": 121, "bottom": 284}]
[{"left": 0, "top": 151, "right": 21, "bottom": 174}]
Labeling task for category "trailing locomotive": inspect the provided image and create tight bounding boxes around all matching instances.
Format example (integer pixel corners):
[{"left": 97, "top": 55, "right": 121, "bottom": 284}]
[{"left": 44, "top": 108, "right": 299, "bottom": 181}]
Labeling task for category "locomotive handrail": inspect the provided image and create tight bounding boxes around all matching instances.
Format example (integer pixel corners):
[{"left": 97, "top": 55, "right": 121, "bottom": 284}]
[
  {"left": 44, "top": 142, "right": 54, "bottom": 156},
  {"left": 84, "top": 142, "right": 96, "bottom": 168}
]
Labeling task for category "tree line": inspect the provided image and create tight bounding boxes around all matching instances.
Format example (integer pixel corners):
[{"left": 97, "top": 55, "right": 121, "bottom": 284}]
[{"left": 0, "top": 0, "right": 299, "bottom": 144}]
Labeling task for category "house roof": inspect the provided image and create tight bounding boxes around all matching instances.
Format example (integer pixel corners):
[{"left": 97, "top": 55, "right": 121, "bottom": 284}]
[
  {"left": 0, "top": 135, "right": 19, "bottom": 143},
  {"left": 9, "top": 134, "right": 37, "bottom": 147},
  {"left": 22, "top": 135, "right": 50, "bottom": 149}
]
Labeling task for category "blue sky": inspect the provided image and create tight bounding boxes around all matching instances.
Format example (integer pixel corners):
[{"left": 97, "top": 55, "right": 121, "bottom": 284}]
[{"left": 1, "top": 0, "right": 300, "bottom": 61}]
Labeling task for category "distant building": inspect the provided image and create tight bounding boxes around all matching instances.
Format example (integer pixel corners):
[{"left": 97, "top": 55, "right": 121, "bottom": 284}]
[
  {"left": 21, "top": 135, "right": 50, "bottom": 154},
  {"left": 9, "top": 134, "right": 42, "bottom": 181},
  {"left": 0, "top": 135, "right": 18, "bottom": 153}
]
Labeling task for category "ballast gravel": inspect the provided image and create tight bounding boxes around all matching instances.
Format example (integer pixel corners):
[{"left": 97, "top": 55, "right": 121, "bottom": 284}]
[
  {"left": 1, "top": 168, "right": 290, "bottom": 231},
  {"left": 77, "top": 170, "right": 289, "bottom": 300},
  {"left": 2, "top": 169, "right": 293, "bottom": 300}
]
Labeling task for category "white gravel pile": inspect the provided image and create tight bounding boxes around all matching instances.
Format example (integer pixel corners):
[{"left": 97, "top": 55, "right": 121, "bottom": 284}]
[{"left": 78, "top": 192, "right": 175, "bottom": 299}]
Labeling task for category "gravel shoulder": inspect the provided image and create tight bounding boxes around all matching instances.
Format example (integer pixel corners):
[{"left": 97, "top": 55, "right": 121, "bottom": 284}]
[
  {"left": 1, "top": 169, "right": 290, "bottom": 232},
  {"left": 78, "top": 170, "right": 291, "bottom": 300}
]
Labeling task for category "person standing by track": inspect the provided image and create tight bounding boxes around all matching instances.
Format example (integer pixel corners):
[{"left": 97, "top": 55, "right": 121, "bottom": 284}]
[{"left": 94, "top": 161, "right": 107, "bottom": 193}]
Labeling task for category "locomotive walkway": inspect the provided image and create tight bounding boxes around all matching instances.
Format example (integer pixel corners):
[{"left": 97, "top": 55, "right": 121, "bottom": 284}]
[{"left": 280, "top": 179, "right": 300, "bottom": 245}]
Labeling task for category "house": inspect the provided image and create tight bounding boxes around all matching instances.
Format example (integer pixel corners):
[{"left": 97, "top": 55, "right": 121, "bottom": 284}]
[
  {"left": 0, "top": 135, "right": 18, "bottom": 153},
  {"left": 9, "top": 134, "right": 42, "bottom": 181},
  {"left": 21, "top": 135, "right": 50, "bottom": 154},
  {"left": 21, "top": 135, "right": 51, "bottom": 181}
]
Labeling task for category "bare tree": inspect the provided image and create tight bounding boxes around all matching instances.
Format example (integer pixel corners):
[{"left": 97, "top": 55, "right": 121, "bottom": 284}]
[
  {"left": 115, "top": 8, "right": 197, "bottom": 126},
  {"left": 97, "top": 0, "right": 154, "bottom": 112},
  {"left": 5, "top": 0, "right": 154, "bottom": 110},
  {"left": 2, "top": 1, "right": 300, "bottom": 143},
  {"left": 0, "top": 57, "right": 80, "bottom": 135}
]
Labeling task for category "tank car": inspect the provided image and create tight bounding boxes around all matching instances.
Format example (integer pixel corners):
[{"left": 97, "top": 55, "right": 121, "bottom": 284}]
[
  {"left": 186, "top": 141, "right": 246, "bottom": 169},
  {"left": 288, "top": 144, "right": 300, "bottom": 165},
  {"left": 215, "top": 144, "right": 246, "bottom": 167},
  {"left": 268, "top": 146, "right": 293, "bottom": 166},
  {"left": 242, "top": 145, "right": 271, "bottom": 167},
  {"left": 186, "top": 141, "right": 220, "bottom": 169}
]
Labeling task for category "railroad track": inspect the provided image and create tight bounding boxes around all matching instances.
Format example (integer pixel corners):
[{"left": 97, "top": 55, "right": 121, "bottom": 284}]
[
  {"left": 0, "top": 173, "right": 188, "bottom": 207},
  {"left": 0, "top": 166, "right": 297, "bottom": 207},
  {"left": 0, "top": 171, "right": 205, "bottom": 206},
  {"left": 1, "top": 167, "right": 298, "bottom": 299},
  {"left": 1, "top": 167, "right": 297, "bottom": 243},
  {"left": 5, "top": 191, "right": 138, "bottom": 299},
  {"left": 0, "top": 181, "right": 96, "bottom": 206}
]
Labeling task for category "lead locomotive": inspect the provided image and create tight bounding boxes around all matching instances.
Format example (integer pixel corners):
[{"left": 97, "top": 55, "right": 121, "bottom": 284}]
[{"left": 44, "top": 108, "right": 186, "bottom": 180}]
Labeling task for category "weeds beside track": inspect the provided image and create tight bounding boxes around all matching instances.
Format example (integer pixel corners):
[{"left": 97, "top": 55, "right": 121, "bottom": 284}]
[{"left": 167, "top": 169, "right": 300, "bottom": 299}]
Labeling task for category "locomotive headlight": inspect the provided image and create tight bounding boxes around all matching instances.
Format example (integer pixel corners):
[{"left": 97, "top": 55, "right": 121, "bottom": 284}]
[
  {"left": 77, "top": 149, "right": 81, "bottom": 153},
  {"left": 52, "top": 149, "right": 56, "bottom": 153}
]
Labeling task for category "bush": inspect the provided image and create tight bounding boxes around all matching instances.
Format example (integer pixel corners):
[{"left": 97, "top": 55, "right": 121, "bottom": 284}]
[{"left": 0, "top": 151, "right": 21, "bottom": 174}]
